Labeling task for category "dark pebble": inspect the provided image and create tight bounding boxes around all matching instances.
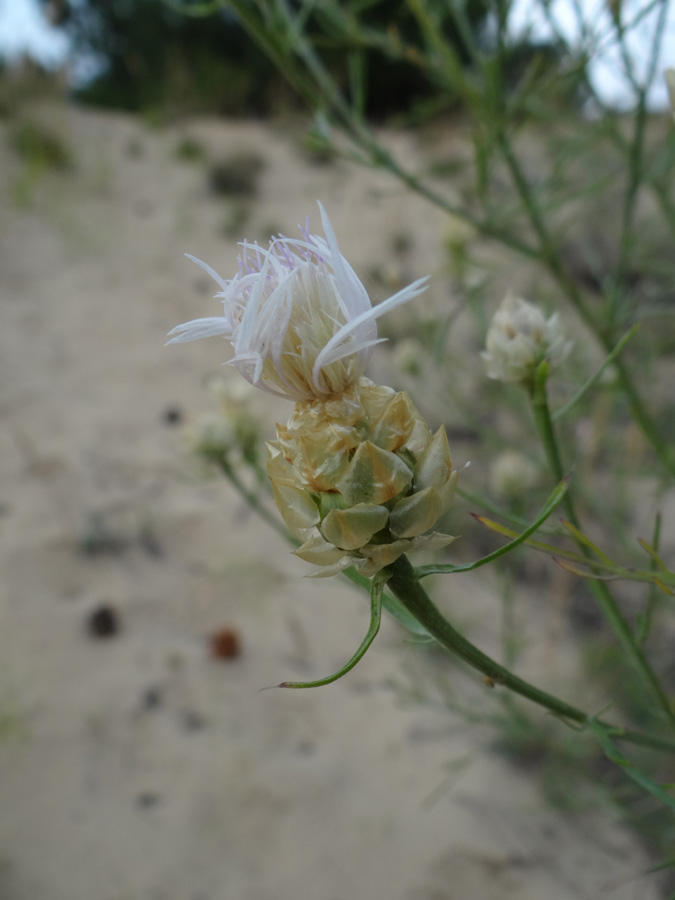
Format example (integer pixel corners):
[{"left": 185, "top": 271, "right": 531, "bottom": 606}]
[
  {"left": 86, "top": 604, "right": 120, "bottom": 639},
  {"left": 162, "top": 405, "right": 183, "bottom": 426}
]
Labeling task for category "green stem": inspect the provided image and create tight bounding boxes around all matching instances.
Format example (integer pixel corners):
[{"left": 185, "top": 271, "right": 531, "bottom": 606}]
[
  {"left": 224, "top": 0, "right": 675, "bottom": 478},
  {"left": 220, "top": 459, "right": 297, "bottom": 545},
  {"left": 386, "top": 556, "right": 675, "bottom": 755},
  {"left": 552, "top": 324, "right": 639, "bottom": 422},
  {"left": 530, "top": 363, "right": 675, "bottom": 732},
  {"left": 609, "top": 354, "right": 674, "bottom": 475}
]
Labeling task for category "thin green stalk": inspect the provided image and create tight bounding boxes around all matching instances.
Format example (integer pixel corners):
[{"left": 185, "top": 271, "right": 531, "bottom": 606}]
[
  {"left": 496, "top": 132, "right": 598, "bottom": 332},
  {"left": 637, "top": 513, "right": 663, "bottom": 647},
  {"left": 610, "top": 0, "right": 671, "bottom": 322},
  {"left": 217, "top": 0, "right": 675, "bottom": 476},
  {"left": 531, "top": 363, "right": 675, "bottom": 732},
  {"left": 219, "top": 458, "right": 297, "bottom": 544},
  {"left": 225, "top": 0, "right": 543, "bottom": 263},
  {"left": 552, "top": 324, "right": 639, "bottom": 421},
  {"left": 609, "top": 353, "right": 674, "bottom": 474},
  {"left": 386, "top": 555, "right": 675, "bottom": 756},
  {"left": 611, "top": 95, "right": 647, "bottom": 321}
]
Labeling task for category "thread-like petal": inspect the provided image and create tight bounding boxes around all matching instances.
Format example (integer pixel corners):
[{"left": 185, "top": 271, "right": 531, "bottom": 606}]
[
  {"left": 170, "top": 205, "right": 428, "bottom": 401},
  {"left": 166, "top": 317, "right": 231, "bottom": 344}
]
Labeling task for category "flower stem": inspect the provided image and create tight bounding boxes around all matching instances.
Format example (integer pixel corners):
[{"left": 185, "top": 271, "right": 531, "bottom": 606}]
[
  {"left": 386, "top": 555, "right": 675, "bottom": 755},
  {"left": 530, "top": 363, "right": 675, "bottom": 733},
  {"left": 219, "top": 458, "right": 297, "bottom": 545}
]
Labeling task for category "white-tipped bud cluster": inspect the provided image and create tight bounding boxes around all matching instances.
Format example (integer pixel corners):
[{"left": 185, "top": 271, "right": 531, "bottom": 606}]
[
  {"left": 267, "top": 378, "right": 457, "bottom": 576},
  {"left": 482, "top": 292, "right": 571, "bottom": 386}
]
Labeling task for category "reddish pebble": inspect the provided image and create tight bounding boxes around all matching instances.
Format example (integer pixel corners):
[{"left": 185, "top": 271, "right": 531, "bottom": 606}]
[{"left": 209, "top": 627, "right": 241, "bottom": 660}]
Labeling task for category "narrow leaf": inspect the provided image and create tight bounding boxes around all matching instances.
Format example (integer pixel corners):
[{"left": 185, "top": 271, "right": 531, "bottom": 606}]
[
  {"left": 553, "top": 325, "right": 639, "bottom": 421},
  {"left": 555, "top": 558, "right": 619, "bottom": 581},
  {"left": 416, "top": 479, "right": 568, "bottom": 578},
  {"left": 276, "top": 571, "right": 386, "bottom": 689},
  {"left": 342, "top": 567, "right": 431, "bottom": 638},
  {"left": 638, "top": 538, "right": 669, "bottom": 572},
  {"left": 560, "top": 519, "right": 613, "bottom": 564},
  {"left": 587, "top": 719, "right": 675, "bottom": 812}
]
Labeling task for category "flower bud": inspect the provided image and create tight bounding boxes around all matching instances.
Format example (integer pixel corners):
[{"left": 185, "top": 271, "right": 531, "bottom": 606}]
[
  {"left": 267, "top": 378, "right": 457, "bottom": 576},
  {"left": 482, "top": 292, "right": 571, "bottom": 386}
]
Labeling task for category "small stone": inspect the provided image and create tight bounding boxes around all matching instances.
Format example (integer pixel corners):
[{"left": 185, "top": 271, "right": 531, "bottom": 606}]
[
  {"left": 181, "top": 710, "right": 207, "bottom": 732},
  {"left": 86, "top": 604, "right": 120, "bottom": 639},
  {"left": 162, "top": 405, "right": 183, "bottom": 426},
  {"left": 209, "top": 627, "right": 242, "bottom": 660},
  {"left": 140, "top": 687, "right": 163, "bottom": 710}
]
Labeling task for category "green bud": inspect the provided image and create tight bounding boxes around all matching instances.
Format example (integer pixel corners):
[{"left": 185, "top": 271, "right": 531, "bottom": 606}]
[{"left": 267, "top": 377, "right": 457, "bottom": 576}]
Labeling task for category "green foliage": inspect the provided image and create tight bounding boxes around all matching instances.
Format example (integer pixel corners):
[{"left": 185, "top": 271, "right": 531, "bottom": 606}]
[
  {"left": 162, "top": 0, "right": 675, "bottom": 879},
  {"left": 9, "top": 120, "right": 72, "bottom": 171},
  {"left": 173, "top": 135, "right": 206, "bottom": 162},
  {"left": 0, "top": 59, "right": 67, "bottom": 119},
  {"left": 7, "top": 118, "right": 73, "bottom": 205},
  {"left": 42, "top": 0, "right": 287, "bottom": 117},
  {"left": 37, "top": 0, "right": 574, "bottom": 121}
]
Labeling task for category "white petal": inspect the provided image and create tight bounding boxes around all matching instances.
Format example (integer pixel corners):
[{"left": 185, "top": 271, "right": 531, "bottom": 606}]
[
  {"left": 166, "top": 317, "right": 231, "bottom": 344},
  {"left": 318, "top": 202, "right": 372, "bottom": 321},
  {"left": 185, "top": 253, "right": 230, "bottom": 292},
  {"left": 312, "top": 276, "right": 429, "bottom": 382},
  {"left": 234, "top": 249, "right": 274, "bottom": 355}
]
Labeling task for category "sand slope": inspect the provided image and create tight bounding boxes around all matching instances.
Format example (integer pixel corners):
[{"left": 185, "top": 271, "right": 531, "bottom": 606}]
[{"left": 0, "top": 103, "right": 659, "bottom": 900}]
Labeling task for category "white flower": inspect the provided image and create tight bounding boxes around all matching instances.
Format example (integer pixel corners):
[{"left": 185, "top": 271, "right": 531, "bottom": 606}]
[
  {"left": 482, "top": 292, "right": 571, "bottom": 385},
  {"left": 167, "top": 204, "right": 429, "bottom": 401}
]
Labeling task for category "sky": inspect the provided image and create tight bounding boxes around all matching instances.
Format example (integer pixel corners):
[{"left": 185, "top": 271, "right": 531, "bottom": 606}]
[
  {"left": 0, "top": 0, "right": 673, "bottom": 110},
  {"left": 0, "top": 0, "right": 69, "bottom": 69}
]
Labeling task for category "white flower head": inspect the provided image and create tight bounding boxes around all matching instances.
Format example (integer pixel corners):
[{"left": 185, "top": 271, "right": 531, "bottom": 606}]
[
  {"left": 168, "top": 204, "right": 429, "bottom": 401},
  {"left": 482, "top": 291, "right": 571, "bottom": 385}
]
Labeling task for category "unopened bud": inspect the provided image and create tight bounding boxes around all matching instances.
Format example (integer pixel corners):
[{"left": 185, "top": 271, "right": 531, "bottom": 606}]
[
  {"left": 267, "top": 378, "right": 457, "bottom": 577},
  {"left": 482, "top": 292, "right": 571, "bottom": 386}
]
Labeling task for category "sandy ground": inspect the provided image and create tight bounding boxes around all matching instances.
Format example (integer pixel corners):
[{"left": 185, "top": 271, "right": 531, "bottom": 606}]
[{"left": 0, "top": 102, "right": 662, "bottom": 900}]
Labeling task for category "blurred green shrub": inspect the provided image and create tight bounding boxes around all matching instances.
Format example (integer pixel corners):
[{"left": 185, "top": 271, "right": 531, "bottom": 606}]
[
  {"left": 41, "top": 0, "right": 289, "bottom": 117},
  {"left": 37, "top": 0, "right": 570, "bottom": 120},
  {"left": 9, "top": 120, "right": 72, "bottom": 171},
  {"left": 207, "top": 151, "right": 265, "bottom": 197}
]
